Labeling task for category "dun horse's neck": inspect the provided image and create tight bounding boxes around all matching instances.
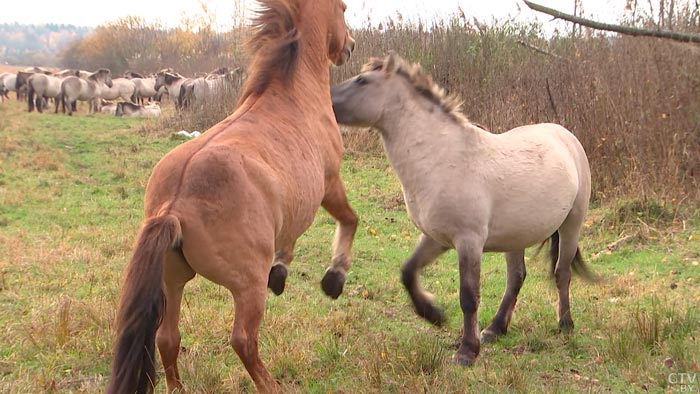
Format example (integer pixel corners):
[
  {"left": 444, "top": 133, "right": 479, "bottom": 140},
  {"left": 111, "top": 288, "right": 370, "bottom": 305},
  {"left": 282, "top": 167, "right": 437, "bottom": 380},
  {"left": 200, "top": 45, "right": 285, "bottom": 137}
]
[{"left": 380, "top": 102, "right": 487, "bottom": 188}]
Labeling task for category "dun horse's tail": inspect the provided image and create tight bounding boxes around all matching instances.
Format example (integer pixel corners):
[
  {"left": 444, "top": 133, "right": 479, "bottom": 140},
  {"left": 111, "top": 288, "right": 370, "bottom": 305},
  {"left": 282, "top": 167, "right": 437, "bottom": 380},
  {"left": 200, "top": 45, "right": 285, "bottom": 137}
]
[
  {"left": 27, "top": 83, "right": 35, "bottom": 112},
  {"left": 107, "top": 214, "right": 182, "bottom": 394},
  {"left": 545, "top": 231, "right": 600, "bottom": 282}
]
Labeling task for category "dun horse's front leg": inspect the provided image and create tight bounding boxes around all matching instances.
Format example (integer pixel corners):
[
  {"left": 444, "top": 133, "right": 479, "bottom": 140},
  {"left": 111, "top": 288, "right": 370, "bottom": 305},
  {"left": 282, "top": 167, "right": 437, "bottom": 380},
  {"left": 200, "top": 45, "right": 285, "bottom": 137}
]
[
  {"left": 401, "top": 233, "right": 449, "bottom": 325},
  {"left": 454, "top": 239, "right": 482, "bottom": 366},
  {"left": 319, "top": 178, "right": 357, "bottom": 299},
  {"left": 481, "top": 250, "right": 526, "bottom": 342}
]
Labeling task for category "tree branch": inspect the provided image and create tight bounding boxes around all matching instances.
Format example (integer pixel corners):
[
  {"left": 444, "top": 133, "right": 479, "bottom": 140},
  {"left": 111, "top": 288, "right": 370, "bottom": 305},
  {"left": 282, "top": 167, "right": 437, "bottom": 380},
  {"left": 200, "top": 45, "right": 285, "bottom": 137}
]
[
  {"left": 517, "top": 39, "right": 567, "bottom": 60},
  {"left": 522, "top": 0, "right": 700, "bottom": 43}
]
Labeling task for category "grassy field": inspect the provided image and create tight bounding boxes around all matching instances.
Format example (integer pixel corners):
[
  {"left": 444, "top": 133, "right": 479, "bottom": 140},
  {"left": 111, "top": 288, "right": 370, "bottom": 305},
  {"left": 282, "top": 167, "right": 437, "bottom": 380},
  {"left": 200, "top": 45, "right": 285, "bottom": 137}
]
[{"left": 0, "top": 97, "right": 698, "bottom": 393}]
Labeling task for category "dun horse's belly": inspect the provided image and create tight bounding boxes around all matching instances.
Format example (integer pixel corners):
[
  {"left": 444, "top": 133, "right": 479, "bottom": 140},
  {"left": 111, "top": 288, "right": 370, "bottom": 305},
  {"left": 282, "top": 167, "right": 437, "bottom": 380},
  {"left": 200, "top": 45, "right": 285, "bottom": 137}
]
[{"left": 484, "top": 199, "right": 573, "bottom": 252}]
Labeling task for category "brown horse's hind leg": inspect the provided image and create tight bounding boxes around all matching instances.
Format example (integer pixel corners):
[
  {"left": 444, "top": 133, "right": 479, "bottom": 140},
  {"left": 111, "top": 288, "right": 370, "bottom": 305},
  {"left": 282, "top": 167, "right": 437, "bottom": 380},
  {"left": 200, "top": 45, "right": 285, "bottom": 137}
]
[
  {"left": 481, "top": 250, "right": 526, "bottom": 342},
  {"left": 230, "top": 284, "right": 280, "bottom": 394},
  {"left": 268, "top": 244, "right": 294, "bottom": 295},
  {"left": 400, "top": 233, "right": 449, "bottom": 325},
  {"left": 156, "top": 249, "right": 195, "bottom": 393},
  {"left": 320, "top": 178, "right": 358, "bottom": 299}
]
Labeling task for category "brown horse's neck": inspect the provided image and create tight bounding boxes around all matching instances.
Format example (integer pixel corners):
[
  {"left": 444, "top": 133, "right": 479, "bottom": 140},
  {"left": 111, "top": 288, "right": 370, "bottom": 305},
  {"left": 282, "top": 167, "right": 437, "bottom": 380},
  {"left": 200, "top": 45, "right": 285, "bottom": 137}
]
[{"left": 248, "top": 2, "right": 333, "bottom": 112}]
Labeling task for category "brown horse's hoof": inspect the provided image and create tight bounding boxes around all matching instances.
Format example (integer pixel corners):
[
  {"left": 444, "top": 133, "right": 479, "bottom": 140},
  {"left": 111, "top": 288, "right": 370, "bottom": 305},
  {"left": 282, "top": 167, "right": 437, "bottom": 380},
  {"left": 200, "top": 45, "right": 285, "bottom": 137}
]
[
  {"left": 321, "top": 269, "right": 345, "bottom": 299},
  {"left": 268, "top": 264, "right": 288, "bottom": 296},
  {"left": 452, "top": 352, "right": 476, "bottom": 367}
]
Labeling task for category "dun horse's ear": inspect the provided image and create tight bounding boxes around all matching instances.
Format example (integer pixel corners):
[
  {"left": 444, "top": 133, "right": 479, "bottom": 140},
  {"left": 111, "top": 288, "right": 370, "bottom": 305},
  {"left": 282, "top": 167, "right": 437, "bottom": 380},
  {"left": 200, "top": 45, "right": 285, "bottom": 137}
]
[{"left": 385, "top": 51, "right": 397, "bottom": 73}]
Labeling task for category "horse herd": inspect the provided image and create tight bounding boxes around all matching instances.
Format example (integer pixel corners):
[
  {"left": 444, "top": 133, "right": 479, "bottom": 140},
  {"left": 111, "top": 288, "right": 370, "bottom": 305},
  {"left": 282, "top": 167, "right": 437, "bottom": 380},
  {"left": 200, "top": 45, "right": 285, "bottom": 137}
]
[{"left": 0, "top": 66, "right": 243, "bottom": 117}]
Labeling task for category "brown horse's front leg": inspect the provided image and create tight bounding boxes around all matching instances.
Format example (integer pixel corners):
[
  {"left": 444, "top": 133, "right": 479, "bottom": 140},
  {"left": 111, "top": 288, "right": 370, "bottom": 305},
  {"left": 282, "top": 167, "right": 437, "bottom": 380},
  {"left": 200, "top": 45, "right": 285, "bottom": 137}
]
[
  {"left": 454, "top": 239, "right": 482, "bottom": 366},
  {"left": 320, "top": 178, "right": 358, "bottom": 299},
  {"left": 268, "top": 244, "right": 295, "bottom": 295}
]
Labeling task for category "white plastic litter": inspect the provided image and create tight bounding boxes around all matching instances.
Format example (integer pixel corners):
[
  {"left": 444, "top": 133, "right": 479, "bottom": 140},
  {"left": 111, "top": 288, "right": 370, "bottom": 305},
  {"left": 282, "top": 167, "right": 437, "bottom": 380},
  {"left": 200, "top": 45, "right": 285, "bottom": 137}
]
[{"left": 176, "top": 130, "right": 202, "bottom": 138}]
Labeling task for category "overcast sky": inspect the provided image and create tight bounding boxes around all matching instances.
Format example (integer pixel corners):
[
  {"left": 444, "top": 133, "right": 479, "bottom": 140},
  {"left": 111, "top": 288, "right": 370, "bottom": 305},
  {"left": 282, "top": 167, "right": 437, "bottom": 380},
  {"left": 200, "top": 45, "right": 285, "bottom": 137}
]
[{"left": 0, "top": 0, "right": 629, "bottom": 30}]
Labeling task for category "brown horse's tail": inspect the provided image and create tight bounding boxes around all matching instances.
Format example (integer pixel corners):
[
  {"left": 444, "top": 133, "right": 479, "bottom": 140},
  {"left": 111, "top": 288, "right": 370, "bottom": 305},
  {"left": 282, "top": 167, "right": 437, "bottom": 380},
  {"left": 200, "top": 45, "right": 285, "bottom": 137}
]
[
  {"left": 545, "top": 231, "right": 600, "bottom": 282},
  {"left": 107, "top": 214, "right": 182, "bottom": 394}
]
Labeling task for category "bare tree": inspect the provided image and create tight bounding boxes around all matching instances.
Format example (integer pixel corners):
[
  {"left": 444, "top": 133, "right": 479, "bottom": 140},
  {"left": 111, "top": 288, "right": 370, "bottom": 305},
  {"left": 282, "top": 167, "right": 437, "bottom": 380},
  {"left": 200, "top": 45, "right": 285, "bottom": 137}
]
[{"left": 523, "top": 0, "right": 700, "bottom": 43}]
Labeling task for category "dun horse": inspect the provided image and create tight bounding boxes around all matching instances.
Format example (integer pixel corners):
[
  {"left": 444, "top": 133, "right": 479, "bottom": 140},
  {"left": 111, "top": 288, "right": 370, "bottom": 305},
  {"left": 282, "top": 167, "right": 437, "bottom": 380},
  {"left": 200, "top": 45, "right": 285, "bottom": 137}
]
[
  {"left": 154, "top": 70, "right": 191, "bottom": 109},
  {"left": 107, "top": 0, "right": 356, "bottom": 393},
  {"left": 26, "top": 73, "right": 64, "bottom": 113},
  {"left": 100, "top": 77, "right": 136, "bottom": 102},
  {"left": 331, "top": 53, "right": 597, "bottom": 366},
  {"left": 59, "top": 68, "right": 113, "bottom": 115}
]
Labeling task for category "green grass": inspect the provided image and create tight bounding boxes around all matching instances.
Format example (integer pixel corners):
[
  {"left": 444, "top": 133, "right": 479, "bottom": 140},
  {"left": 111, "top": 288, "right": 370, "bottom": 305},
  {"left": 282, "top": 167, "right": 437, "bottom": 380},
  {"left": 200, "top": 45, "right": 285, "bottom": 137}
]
[{"left": 0, "top": 98, "right": 698, "bottom": 393}]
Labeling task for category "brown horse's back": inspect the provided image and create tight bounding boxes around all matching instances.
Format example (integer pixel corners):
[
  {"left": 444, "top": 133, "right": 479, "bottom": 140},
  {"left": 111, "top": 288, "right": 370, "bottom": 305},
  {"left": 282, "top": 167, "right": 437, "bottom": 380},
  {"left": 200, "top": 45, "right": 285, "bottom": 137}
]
[{"left": 144, "top": 115, "right": 327, "bottom": 255}]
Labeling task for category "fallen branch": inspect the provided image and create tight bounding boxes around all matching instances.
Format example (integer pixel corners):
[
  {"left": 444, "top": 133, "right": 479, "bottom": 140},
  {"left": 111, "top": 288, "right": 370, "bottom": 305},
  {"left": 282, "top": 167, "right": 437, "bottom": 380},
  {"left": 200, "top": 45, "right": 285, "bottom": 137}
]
[
  {"left": 523, "top": 0, "right": 700, "bottom": 43},
  {"left": 591, "top": 234, "right": 635, "bottom": 260}
]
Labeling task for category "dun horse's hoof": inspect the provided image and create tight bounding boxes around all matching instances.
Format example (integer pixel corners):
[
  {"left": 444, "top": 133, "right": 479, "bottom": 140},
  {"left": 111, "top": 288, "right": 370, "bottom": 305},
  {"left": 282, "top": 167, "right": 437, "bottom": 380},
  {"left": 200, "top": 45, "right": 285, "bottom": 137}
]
[
  {"left": 452, "top": 352, "right": 476, "bottom": 367},
  {"left": 418, "top": 304, "right": 446, "bottom": 327},
  {"left": 321, "top": 269, "right": 345, "bottom": 299},
  {"left": 267, "top": 264, "right": 288, "bottom": 296},
  {"left": 558, "top": 320, "right": 575, "bottom": 335},
  {"left": 479, "top": 329, "right": 500, "bottom": 343}
]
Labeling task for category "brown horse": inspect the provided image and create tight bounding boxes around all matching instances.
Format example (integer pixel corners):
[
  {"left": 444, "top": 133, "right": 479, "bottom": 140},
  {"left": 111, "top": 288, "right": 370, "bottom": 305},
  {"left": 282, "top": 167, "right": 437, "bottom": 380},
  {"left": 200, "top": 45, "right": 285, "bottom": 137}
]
[{"left": 106, "top": 0, "right": 356, "bottom": 393}]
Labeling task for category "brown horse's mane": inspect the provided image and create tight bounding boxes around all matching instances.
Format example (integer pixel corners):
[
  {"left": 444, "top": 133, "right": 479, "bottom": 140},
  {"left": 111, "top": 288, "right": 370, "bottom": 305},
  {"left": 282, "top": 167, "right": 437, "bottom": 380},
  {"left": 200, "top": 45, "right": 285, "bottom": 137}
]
[
  {"left": 236, "top": 0, "right": 301, "bottom": 106},
  {"left": 362, "top": 52, "right": 471, "bottom": 127}
]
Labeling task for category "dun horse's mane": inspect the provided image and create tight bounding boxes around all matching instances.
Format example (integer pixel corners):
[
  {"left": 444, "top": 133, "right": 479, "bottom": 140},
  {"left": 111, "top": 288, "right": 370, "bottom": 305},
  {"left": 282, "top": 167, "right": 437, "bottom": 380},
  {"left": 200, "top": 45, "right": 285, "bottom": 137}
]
[
  {"left": 362, "top": 53, "right": 471, "bottom": 127},
  {"left": 237, "top": 0, "right": 301, "bottom": 106}
]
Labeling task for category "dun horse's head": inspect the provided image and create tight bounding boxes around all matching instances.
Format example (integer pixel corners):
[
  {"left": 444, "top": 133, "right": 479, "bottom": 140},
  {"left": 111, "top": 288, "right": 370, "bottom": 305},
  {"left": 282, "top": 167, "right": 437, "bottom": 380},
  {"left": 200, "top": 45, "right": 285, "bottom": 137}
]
[
  {"left": 331, "top": 53, "right": 402, "bottom": 127},
  {"left": 327, "top": 0, "right": 355, "bottom": 66},
  {"left": 154, "top": 71, "right": 180, "bottom": 92},
  {"left": 92, "top": 68, "right": 114, "bottom": 88}
]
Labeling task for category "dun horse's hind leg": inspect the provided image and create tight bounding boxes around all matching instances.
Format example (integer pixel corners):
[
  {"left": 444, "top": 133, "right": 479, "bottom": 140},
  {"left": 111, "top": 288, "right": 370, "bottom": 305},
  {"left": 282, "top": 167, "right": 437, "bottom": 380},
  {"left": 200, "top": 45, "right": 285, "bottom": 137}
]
[
  {"left": 481, "top": 250, "right": 526, "bottom": 342},
  {"left": 553, "top": 226, "right": 582, "bottom": 333},
  {"left": 400, "top": 233, "right": 449, "bottom": 325},
  {"left": 268, "top": 244, "right": 295, "bottom": 295},
  {"left": 156, "top": 250, "right": 195, "bottom": 393},
  {"left": 319, "top": 178, "right": 358, "bottom": 299}
]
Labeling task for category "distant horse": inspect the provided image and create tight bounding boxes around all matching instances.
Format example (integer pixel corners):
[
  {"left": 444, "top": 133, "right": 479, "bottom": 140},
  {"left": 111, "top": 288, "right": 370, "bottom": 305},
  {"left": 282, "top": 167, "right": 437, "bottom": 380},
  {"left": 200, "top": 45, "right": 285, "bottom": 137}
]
[
  {"left": 106, "top": 0, "right": 356, "bottom": 393},
  {"left": 115, "top": 101, "right": 161, "bottom": 117},
  {"left": 100, "top": 99, "right": 118, "bottom": 115},
  {"left": 13, "top": 69, "right": 54, "bottom": 105},
  {"left": 59, "top": 68, "right": 113, "bottom": 115},
  {"left": 331, "top": 53, "right": 597, "bottom": 366},
  {"left": 206, "top": 66, "right": 229, "bottom": 79},
  {"left": 129, "top": 77, "right": 158, "bottom": 104},
  {"left": 154, "top": 70, "right": 191, "bottom": 109},
  {"left": 100, "top": 78, "right": 136, "bottom": 102},
  {"left": 54, "top": 69, "right": 81, "bottom": 78},
  {"left": 0, "top": 72, "right": 9, "bottom": 101},
  {"left": 0, "top": 73, "right": 18, "bottom": 100},
  {"left": 123, "top": 70, "right": 145, "bottom": 79},
  {"left": 178, "top": 77, "right": 210, "bottom": 109},
  {"left": 26, "top": 73, "right": 64, "bottom": 113}
]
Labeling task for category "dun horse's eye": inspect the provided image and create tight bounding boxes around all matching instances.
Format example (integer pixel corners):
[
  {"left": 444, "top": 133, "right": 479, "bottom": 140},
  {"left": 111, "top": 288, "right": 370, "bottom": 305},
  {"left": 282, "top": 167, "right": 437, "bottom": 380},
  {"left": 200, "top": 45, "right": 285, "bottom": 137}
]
[{"left": 355, "top": 76, "right": 368, "bottom": 86}]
